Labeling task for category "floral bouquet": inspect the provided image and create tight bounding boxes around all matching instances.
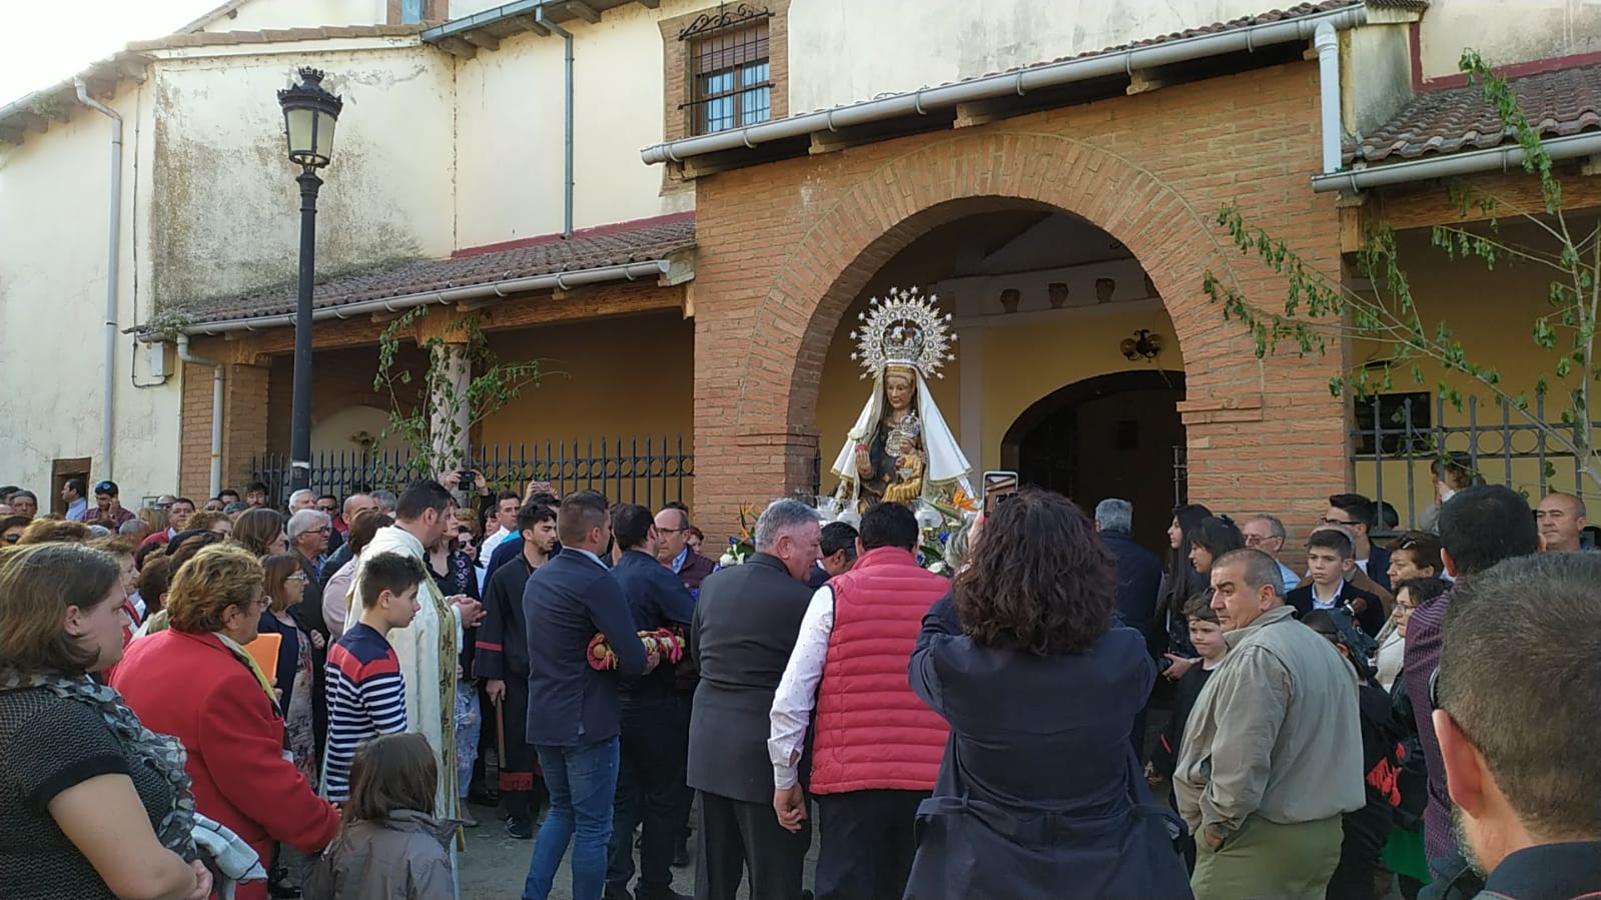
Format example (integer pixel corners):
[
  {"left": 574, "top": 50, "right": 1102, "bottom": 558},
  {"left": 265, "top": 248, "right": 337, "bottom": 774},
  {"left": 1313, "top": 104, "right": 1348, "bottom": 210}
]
[
  {"left": 718, "top": 503, "right": 759, "bottom": 567},
  {"left": 587, "top": 628, "right": 686, "bottom": 671}
]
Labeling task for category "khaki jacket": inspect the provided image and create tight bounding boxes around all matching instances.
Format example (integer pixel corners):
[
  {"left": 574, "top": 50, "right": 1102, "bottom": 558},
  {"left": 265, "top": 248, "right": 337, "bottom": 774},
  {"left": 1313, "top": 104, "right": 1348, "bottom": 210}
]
[
  {"left": 1172, "top": 605, "right": 1365, "bottom": 835},
  {"left": 304, "top": 810, "right": 456, "bottom": 900}
]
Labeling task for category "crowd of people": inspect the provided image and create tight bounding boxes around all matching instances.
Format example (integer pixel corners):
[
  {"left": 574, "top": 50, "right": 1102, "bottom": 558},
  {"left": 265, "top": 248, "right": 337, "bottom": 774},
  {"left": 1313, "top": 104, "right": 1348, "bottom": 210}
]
[{"left": 0, "top": 471, "right": 1596, "bottom": 900}]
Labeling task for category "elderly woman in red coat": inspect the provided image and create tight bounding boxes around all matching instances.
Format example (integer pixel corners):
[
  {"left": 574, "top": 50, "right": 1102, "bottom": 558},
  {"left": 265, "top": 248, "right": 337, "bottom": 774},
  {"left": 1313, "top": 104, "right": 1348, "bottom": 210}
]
[{"left": 113, "top": 543, "right": 340, "bottom": 900}]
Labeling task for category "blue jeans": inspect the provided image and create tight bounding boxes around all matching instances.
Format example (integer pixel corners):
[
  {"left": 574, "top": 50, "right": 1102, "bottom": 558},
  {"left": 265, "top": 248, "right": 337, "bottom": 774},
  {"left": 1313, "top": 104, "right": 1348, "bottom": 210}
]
[{"left": 522, "top": 737, "right": 621, "bottom": 900}]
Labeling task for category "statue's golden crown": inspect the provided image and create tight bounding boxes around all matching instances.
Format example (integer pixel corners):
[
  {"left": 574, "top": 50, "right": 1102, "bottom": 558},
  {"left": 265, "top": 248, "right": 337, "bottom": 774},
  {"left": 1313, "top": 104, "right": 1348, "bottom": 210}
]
[{"left": 847, "top": 286, "right": 956, "bottom": 380}]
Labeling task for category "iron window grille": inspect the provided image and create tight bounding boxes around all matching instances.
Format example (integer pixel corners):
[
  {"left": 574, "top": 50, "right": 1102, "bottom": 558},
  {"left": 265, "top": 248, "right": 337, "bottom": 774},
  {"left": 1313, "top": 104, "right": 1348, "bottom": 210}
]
[{"left": 679, "top": 3, "right": 773, "bottom": 136}]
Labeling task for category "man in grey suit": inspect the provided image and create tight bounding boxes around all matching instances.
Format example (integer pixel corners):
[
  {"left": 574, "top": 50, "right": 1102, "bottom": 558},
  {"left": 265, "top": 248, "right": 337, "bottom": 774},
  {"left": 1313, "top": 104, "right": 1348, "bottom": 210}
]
[{"left": 688, "top": 499, "right": 822, "bottom": 900}]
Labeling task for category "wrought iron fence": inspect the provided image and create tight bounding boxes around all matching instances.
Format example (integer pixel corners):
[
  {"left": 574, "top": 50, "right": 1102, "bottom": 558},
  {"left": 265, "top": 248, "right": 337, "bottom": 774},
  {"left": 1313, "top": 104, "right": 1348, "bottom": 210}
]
[
  {"left": 1351, "top": 393, "right": 1599, "bottom": 529},
  {"left": 251, "top": 435, "right": 694, "bottom": 510}
]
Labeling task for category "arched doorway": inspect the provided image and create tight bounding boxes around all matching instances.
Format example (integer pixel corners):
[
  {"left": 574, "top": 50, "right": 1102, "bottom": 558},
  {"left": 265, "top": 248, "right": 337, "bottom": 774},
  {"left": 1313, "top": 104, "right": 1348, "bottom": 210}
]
[{"left": 1002, "top": 370, "right": 1185, "bottom": 553}]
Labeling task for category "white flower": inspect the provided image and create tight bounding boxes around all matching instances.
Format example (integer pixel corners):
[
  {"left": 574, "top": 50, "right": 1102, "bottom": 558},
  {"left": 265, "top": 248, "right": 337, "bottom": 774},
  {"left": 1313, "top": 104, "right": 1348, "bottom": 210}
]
[
  {"left": 928, "top": 561, "right": 948, "bottom": 575},
  {"left": 719, "top": 553, "right": 738, "bottom": 567}
]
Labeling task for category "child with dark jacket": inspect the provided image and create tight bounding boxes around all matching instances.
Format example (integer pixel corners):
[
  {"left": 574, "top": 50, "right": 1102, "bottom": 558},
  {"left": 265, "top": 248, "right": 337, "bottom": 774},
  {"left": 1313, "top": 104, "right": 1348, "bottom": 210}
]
[
  {"left": 1146, "top": 593, "right": 1229, "bottom": 870},
  {"left": 1303, "top": 609, "right": 1400, "bottom": 900},
  {"left": 305, "top": 733, "right": 457, "bottom": 900}
]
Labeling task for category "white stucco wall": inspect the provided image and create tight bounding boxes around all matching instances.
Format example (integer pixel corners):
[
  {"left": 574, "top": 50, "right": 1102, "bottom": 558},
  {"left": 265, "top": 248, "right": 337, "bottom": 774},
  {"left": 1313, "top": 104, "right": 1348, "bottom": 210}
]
[
  {"left": 146, "top": 41, "right": 456, "bottom": 310},
  {"left": 0, "top": 79, "right": 181, "bottom": 500},
  {"left": 452, "top": 0, "right": 690, "bottom": 248},
  {"left": 785, "top": 0, "right": 1312, "bottom": 113},
  {"left": 1417, "top": 0, "right": 1601, "bottom": 81},
  {"left": 200, "top": 0, "right": 387, "bottom": 32}
]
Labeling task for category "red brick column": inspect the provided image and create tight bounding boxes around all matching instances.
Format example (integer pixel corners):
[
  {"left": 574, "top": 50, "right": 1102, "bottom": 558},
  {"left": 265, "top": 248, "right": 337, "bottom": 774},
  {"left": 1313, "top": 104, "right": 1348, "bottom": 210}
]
[{"left": 689, "top": 62, "right": 1349, "bottom": 542}]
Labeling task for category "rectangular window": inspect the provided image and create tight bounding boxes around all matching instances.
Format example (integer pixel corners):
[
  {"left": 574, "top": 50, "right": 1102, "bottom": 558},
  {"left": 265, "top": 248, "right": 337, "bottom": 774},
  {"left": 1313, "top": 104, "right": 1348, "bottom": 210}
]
[
  {"left": 683, "top": 11, "right": 772, "bottom": 136},
  {"left": 400, "top": 0, "right": 424, "bottom": 23},
  {"left": 1354, "top": 391, "right": 1432, "bottom": 456}
]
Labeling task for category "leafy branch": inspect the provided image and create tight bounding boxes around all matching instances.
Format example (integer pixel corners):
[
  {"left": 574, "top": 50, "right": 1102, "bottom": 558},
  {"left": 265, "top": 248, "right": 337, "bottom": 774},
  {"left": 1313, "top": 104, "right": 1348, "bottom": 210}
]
[
  {"left": 1202, "top": 48, "right": 1600, "bottom": 493},
  {"left": 373, "top": 306, "right": 547, "bottom": 477}
]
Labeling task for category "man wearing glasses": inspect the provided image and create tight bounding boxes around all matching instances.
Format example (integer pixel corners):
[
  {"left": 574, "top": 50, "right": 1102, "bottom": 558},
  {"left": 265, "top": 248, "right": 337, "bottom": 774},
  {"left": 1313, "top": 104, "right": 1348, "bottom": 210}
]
[
  {"left": 654, "top": 503, "right": 716, "bottom": 593},
  {"left": 1241, "top": 515, "right": 1299, "bottom": 596}
]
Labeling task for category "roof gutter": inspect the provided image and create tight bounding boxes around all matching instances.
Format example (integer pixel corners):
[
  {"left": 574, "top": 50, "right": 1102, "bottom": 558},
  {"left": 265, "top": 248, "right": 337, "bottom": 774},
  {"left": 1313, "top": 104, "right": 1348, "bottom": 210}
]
[
  {"left": 1312, "top": 132, "right": 1601, "bottom": 193},
  {"left": 173, "top": 259, "right": 671, "bottom": 336},
  {"left": 641, "top": 3, "right": 1367, "bottom": 165}
]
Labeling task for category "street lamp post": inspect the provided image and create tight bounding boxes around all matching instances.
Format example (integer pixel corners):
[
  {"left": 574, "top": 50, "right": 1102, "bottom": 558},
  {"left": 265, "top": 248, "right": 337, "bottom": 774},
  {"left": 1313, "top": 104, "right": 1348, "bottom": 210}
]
[{"left": 277, "top": 68, "right": 343, "bottom": 494}]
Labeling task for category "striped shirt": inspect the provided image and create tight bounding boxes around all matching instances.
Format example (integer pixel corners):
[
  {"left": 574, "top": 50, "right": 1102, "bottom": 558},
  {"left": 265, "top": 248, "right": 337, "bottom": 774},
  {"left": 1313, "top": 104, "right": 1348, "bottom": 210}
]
[{"left": 322, "top": 622, "right": 407, "bottom": 801}]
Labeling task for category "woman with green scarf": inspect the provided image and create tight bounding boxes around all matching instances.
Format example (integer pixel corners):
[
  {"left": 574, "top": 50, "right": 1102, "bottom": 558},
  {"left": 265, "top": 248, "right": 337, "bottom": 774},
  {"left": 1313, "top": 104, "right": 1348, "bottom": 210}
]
[{"left": 0, "top": 542, "right": 211, "bottom": 900}]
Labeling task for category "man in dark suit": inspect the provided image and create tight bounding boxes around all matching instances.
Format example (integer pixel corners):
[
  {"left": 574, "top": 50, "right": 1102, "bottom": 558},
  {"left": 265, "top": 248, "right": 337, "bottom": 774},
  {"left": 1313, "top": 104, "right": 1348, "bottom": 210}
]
[
  {"left": 606, "top": 504, "right": 696, "bottom": 900},
  {"left": 1285, "top": 528, "right": 1385, "bottom": 636},
  {"left": 477, "top": 500, "right": 559, "bottom": 839},
  {"left": 1094, "top": 499, "right": 1163, "bottom": 655},
  {"left": 688, "top": 499, "right": 821, "bottom": 900},
  {"left": 1325, "top": 493, "right": 1392, "bottom": 594},
  {"left": 1093, "top": 498, "right": 1164, "bottom": 759},
  {"left": 522, "top": 491, "right": 655, "bottom": 900},
  {"left": 655, "top": 504, "right": 717, "bottom": 593}
]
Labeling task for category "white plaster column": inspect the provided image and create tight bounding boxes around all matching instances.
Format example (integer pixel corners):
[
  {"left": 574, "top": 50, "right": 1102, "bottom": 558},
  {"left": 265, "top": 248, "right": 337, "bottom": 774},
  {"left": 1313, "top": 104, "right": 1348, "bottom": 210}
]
[{"left": 429, "top": 341, "right": 471, "bottom": 474}]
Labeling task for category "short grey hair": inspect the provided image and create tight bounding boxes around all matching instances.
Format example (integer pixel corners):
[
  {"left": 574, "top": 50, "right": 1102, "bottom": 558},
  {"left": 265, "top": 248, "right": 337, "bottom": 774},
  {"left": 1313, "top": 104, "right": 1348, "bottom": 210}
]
[
  {"left": 288, "top": 488, "right": 315, "bottom": 506},
  {"left": 1094, "top": 498, "right": 1132, "bottom": 534},
  {"left": 287, "top": 509, "right": 331, "bottom": 540},
  {"left": 1216, "top": 548, "right": 1285, "bottom": 598},
  {"left": 1247, "top": 513, "right": 1287, "bottom": 542},
  {"left": 371, "top": 490, "right": 399, "bottom": 513},
  {"left": 754, "top": 499, "right": 820, "bottom": 550}
]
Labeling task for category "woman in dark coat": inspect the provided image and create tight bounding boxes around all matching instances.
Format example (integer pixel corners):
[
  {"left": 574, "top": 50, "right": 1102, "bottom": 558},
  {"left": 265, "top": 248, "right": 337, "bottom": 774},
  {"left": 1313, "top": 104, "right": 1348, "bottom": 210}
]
[{"left": 905, "top": 488, "right": 1191, "bottom": 899}]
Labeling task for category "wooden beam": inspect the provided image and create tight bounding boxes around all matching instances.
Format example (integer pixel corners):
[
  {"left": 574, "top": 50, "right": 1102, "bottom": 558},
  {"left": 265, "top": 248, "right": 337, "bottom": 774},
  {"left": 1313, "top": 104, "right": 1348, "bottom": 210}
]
[
  {"left": 1126, "top": 70, "right": 1168, "bottom": 95},
  {"left": 436, "top": 35, "right": 477, "bottom": 58},
  {"left": 461, "top": 29, "right": 500, "bottom": 51},
  {"left": 115, "top": 58, "right": 151, "bottom": 82},
  {"left": 565, "top": 0, "right": 601, "bottom": 23},
  {"left": 504, "top": 13, "right": 550, "bottom": 35}
]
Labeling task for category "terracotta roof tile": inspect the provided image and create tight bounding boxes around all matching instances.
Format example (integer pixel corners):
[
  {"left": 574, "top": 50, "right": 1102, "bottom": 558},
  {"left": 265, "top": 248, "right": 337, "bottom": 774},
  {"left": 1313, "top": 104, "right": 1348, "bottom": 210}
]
[
  {"left": 178, "top": 215, "right": 695, "bottom": 326},
  {"left": 1349, "top": 64, "right": 1601, "bottom": 164}
]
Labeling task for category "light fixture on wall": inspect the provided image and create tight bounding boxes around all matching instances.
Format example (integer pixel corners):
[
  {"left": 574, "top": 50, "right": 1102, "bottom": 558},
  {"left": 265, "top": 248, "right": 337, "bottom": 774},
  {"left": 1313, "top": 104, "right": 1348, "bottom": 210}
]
[{"left": 1120, "top": 329, "right": 1163, "bottom": 362}]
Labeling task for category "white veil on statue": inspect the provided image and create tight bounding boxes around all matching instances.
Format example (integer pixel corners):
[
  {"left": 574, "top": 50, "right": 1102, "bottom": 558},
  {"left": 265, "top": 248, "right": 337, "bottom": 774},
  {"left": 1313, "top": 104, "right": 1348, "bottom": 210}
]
[{"left": 829, "top": 286, "right": 973, "bottom": 507}]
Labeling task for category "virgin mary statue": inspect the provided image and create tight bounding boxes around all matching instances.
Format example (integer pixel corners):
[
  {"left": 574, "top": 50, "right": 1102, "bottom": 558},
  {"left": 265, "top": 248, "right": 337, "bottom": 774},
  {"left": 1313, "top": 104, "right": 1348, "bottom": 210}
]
[{"left": 830, "top": 286, "right": 973, "bottom": 510}]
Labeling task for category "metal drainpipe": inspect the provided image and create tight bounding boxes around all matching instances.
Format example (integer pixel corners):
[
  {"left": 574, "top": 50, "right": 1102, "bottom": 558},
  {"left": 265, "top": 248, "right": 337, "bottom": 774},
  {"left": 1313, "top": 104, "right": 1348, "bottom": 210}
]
[
  {"left": 175, "top": 335, "right": 225, "bottom": 498},
  {"left": 74, "top": 78, "right": 123, "bottom": 477},
  {"left": 1314, "top": 22, "right": 1341, "bottom": 174},
  {"left": 536, "top": 6, "right": 574, "bottom": 237}
]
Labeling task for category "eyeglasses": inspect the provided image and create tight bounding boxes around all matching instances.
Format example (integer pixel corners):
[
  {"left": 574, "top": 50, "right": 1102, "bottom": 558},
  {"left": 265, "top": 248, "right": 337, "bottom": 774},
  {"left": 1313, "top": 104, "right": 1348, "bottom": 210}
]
[
  {"left": 317, "top": 526, "right": 332, "bottom": 534},
  {"left": 1242, "top": 534, "right": 1281, "bottom": 547},
  {"left": 316, "top": 505, "right": 338, "bottom": 513},
  {"left": 1428, "top": 665, "right": 1443, "bottom": 711}
]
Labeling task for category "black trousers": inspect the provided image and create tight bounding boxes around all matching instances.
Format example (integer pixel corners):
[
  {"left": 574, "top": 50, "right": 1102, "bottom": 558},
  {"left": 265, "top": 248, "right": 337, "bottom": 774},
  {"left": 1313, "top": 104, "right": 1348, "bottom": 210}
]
[
  {"left": 694, "top": 791, "right": 810, "bottom": 900},
  {"left": 496, "top": 674, "right": 540, "bottom": 824},
  {"left": 606, "top": 697, "right": 688, "bottom": 899},
  {"left": 814, "top": 789, "right": 925, "bottom": 900}
]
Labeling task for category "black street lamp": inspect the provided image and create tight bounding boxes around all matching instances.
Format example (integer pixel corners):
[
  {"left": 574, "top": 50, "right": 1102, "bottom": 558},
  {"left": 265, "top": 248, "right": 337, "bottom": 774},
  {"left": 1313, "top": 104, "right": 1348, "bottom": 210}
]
[{"left": 277, "top": 68, "right": 342, "bottom": 494}]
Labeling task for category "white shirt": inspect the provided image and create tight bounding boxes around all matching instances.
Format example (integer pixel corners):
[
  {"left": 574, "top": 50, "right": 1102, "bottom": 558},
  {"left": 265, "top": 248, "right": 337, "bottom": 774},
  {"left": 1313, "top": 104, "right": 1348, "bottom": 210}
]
[
  {"left": 767, "top": 585, "right": 836, "bottom": 790},
  {"left": 481, "top": 526, "right": 514, "bottom": 560},
  {"left": 1310, "top": 581, "right": 1342, "bottom": 609}
]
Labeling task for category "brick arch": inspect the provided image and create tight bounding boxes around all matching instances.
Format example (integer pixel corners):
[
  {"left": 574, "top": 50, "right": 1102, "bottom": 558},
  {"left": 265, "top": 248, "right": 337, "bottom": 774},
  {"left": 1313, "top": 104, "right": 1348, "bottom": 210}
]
[
  {"left": 691, "top": 114, "right": 1348, "bottom": 539},
  {"left": 729, "top": 131, "right": 1253, "bottom": 438}
]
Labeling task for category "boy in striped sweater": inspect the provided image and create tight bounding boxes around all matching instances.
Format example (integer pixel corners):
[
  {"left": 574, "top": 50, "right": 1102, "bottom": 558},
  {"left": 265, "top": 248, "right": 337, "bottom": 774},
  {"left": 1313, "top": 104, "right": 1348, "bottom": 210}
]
[{"left": 322, "top": 551, "right": 427, "bottom": 802}]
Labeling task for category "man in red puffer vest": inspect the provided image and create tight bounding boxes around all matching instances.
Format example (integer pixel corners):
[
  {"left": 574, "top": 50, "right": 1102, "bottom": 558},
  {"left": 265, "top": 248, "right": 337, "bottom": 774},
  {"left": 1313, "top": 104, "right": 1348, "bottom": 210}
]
[{"left": 767, "top": 501, "right": 951, "bottom": 900}]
